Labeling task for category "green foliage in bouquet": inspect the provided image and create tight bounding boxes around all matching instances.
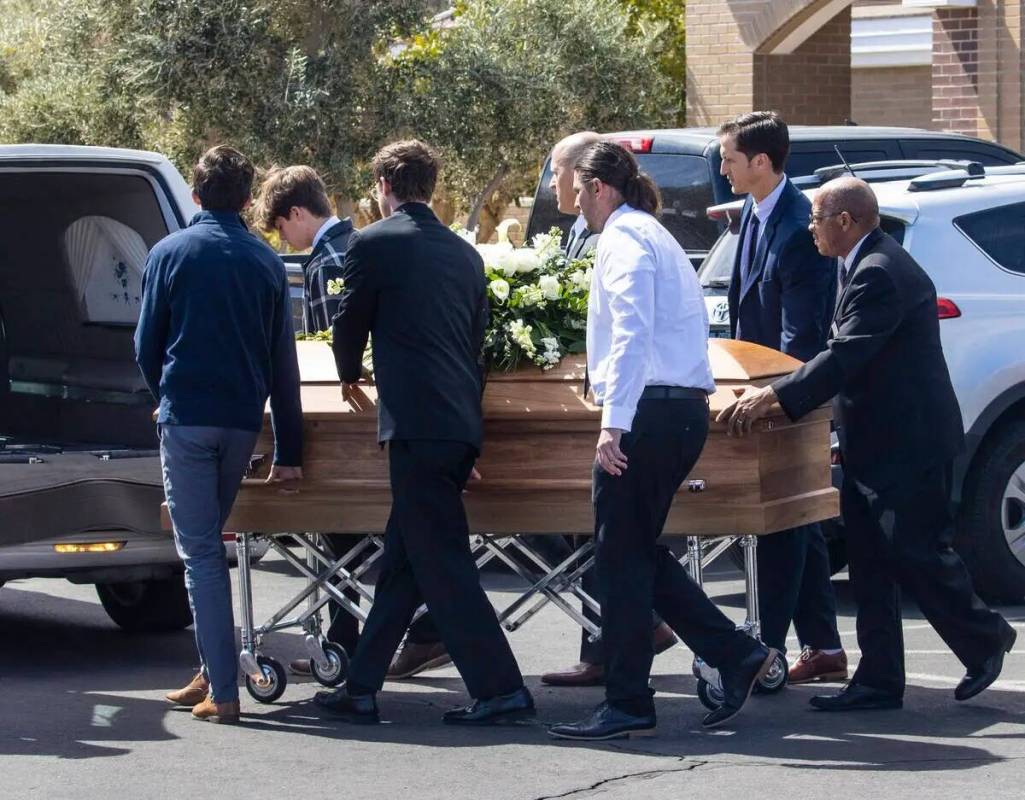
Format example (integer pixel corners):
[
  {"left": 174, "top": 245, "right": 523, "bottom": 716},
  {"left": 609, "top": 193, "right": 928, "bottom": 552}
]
[{"left": 476, "top": 227, "right": 592, "bottom": 373}]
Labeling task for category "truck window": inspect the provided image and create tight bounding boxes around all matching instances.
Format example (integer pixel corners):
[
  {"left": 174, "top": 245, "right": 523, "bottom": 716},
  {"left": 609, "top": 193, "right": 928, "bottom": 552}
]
[{"left": 526, "top": 154, "right": 717, "bottom": 252}]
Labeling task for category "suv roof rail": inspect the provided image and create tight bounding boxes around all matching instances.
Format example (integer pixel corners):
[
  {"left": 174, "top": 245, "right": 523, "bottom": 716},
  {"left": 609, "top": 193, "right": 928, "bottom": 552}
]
[
  {"left": 813, "top": 159, "right": 977, "bottom": 183},
  {"left": 908, "top": 161, "right": 987, "bottom": 192}
]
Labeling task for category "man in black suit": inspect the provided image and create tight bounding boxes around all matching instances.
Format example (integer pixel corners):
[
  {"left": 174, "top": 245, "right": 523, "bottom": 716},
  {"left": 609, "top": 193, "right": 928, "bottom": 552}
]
[
  {"left": 720, "top": 177, "right": 1016, "bottom": 711},
  {"left": 313, "top": 140, "right": 534, "bottom": 725},
  {"left": 718, "top": 112, "right": 846, "bottom": 685}
]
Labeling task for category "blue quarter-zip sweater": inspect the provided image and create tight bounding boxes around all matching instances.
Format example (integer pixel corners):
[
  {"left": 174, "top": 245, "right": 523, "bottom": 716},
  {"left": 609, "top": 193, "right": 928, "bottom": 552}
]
[{"left": 135, "top": 210, "right": 303, "bottom": 466}]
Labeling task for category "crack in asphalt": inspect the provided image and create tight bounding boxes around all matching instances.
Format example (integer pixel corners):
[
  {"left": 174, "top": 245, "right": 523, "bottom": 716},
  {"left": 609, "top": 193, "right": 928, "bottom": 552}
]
[
  {"left": 531, "top": 752, "right": 1019, "bottom": 798},
  {"left": 532, "top": 759, "right": 708, "bottom": 800}
]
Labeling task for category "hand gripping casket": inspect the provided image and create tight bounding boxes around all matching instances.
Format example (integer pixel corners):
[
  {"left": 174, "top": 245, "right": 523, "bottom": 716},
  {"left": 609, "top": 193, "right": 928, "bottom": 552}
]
[{"left": 222, "top": 339, "right": 838, "bottom": 536}]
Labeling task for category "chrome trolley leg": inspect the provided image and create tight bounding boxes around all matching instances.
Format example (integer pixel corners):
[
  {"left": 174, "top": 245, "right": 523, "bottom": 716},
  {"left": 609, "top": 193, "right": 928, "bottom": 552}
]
[{"left": 235, "top": 532, "right": 266, "bottom": 684}]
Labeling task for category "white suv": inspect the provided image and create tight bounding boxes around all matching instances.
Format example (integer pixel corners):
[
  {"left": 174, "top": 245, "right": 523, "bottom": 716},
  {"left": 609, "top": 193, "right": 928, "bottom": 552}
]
[{"left": 698, "top": 164, "right": 1025, "bottom": 601}]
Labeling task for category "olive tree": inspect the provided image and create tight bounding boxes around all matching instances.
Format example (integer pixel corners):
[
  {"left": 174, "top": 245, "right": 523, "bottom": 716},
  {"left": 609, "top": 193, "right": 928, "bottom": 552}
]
[{"left": 382, "top": 0, "right": 678, "bottom": 240}]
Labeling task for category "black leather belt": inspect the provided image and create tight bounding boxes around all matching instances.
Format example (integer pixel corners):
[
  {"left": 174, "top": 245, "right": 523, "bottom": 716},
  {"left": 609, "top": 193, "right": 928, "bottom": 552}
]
[{"left": 640, "top": 385, "right": 708, "bottom": 401}]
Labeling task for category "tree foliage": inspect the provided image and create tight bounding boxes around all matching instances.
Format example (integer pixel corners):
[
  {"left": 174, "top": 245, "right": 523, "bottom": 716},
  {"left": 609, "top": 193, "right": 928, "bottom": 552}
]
[
  {"left": 384, "top": 0, "right": 677, "bottom": 235},
  {"left": 0, "top": 0, "right": 683, "bottom": 235}
]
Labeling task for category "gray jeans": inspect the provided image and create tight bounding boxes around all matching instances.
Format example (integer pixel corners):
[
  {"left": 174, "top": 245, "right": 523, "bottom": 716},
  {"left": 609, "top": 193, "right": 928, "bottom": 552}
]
[{"left": 160, "top": 424, "right": 258, "bottom": 703}]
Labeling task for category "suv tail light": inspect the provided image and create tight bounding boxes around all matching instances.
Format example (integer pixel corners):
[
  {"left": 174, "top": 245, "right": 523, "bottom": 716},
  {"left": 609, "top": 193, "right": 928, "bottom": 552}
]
[
  {"left": 937, "top": 298, "right": 961, "bottom": 319},
  {"left": 611, "top": 136, "right": 653, "bottom": 154}
]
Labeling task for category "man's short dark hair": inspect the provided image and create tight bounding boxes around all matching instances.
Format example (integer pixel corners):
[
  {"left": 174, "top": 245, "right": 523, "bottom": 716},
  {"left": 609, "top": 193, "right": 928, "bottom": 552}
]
[
  {"left": 371, "top": 140, "right": 439, "bottom": 203},
  {"left": 253, "top": 165, "right": 333, "bottom": 232},
  {"left": 717, "top": 111, "right": 790, "bottom": 173},
  {"left": 192, "top": 145, "right": 255, "bottom": 212}
]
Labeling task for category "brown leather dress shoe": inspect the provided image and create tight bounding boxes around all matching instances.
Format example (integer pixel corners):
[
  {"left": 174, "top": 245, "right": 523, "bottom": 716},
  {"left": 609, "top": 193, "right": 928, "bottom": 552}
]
[
  {"left": 191, "top": 697, "right": 240, "bottom": 724},
  {"left": 289, "top": 659, "right": 313, "bottom": 676},
  {"left": 788, "top": 648, "right": 848, "bottom": 684},
  {"left": 540, "top": 662, "right": 605, "bottom": 687},
  {"left": 386, "top": 641, "right": 452, "bottom": 680},
  {"left": 165, "top": 671, "right": 209, "bottom": 707}
]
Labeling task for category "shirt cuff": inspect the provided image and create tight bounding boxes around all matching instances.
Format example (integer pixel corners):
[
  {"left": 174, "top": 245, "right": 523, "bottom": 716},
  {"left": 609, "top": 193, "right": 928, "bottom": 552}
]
[{"left": 601, "top": 403, "right": 636, "bottom": 432}]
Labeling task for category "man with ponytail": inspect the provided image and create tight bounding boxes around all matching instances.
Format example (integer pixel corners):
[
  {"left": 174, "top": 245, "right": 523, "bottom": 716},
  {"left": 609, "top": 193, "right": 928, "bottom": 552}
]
[{"left": 548, "top": 142, "right": 774, "bottom": 740}]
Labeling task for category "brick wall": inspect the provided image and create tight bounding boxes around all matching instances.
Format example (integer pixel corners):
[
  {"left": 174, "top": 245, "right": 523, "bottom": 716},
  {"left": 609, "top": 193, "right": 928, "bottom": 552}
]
[
  {"left": 852, "top": 65, "right": 933, "bottom": 129},
  {"left": 753, "top": 7, "right": 852, "bottom": 124},
  {"left": 932, "top": 7, "right": 980, "bottom": 136}
]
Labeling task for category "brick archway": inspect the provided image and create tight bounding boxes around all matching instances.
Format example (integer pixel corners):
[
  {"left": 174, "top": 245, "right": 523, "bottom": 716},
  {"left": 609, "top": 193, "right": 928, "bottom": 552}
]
[{"left": 687, "top": 0, "right": 855, "bottom": 126}]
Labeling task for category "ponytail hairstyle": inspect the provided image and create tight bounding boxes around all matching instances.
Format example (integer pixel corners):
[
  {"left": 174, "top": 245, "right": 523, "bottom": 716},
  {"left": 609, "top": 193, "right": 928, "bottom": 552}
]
[{"left": 575, "top": 141, "right": 661, "bottom": 216}]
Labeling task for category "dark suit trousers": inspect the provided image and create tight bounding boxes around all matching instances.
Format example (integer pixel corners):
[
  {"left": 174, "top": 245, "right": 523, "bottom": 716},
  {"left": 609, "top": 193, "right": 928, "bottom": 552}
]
[
  {"left": 596, "top": 398, "right": 757, "bottom": 716},
  {"left": 755, "top": 523, "right": 842, "bottom": 655},
  {"left": 345, "top": 439, "right": 524, "bottom": 700},
  {"left": 320, "top": 534, "right": 440, "bottom": 654},
  {"left": 842, "top": 462, "right": 1009, "bottom": 695}
]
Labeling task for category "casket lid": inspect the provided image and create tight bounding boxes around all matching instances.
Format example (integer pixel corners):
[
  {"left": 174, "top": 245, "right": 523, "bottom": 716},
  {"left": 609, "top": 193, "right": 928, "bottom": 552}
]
[
  {"left": 296, "top": 338, "right": 802, "bottom": 385},
  {"left": 290, "top": 339, "right": 806, "bottom": 422}
]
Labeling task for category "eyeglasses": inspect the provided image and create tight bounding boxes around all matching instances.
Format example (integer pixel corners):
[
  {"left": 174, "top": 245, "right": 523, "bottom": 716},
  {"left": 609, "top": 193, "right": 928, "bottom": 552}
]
[{"left": 810, "top": 210, "right": 858, "bottom": 226}]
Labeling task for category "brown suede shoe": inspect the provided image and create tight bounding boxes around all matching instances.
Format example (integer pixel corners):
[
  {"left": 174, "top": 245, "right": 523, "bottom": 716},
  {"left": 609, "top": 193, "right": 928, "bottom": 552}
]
[
  {"left": 540, "top": 662, "right": 605, "bottom": 687},
  {"left": 191, "top": 696, "right": 240, "bottom": 724},
  {"left": 165, "top": 671, "right": 209, "bottom": 707},
  {"left": 386, "top": 641, "right": 452, "bottom": 680},
  {"left": 653, "top": 622, "right": 678, "bottom": 655},
  {"left": 788, "top": 648, "right": 848, "bottom": 684}
]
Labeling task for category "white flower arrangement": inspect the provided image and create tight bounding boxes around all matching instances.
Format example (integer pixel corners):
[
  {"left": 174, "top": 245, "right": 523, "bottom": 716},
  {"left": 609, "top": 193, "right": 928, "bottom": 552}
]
[{"left": 477, "top": 226, "right": 593, "bottom": 372}]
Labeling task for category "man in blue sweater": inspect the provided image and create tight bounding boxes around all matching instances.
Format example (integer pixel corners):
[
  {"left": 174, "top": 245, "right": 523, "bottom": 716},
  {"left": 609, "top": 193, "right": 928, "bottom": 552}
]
[{"left": 135, "top": 145, "right": 303, "bottom": 724}]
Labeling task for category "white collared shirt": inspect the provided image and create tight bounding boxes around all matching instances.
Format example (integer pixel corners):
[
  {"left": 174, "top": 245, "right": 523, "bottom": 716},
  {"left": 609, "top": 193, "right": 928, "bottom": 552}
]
[
  {"left": 740, "top": 174, "right": 788, "bottom": 273},
  {"left": 587, "top": 204, "right": 715, "bottom": 432},
  {"left": 839, "top": 231, "right": 873, "bottom": 292},
  {"left": 312, "top": 215, "right": 341, "bottom": 250}
]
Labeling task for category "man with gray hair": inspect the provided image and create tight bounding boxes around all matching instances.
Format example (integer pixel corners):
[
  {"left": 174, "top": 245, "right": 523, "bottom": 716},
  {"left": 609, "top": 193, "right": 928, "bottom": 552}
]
[{"left": 720, "top": 177, "right": 1015, "bottom": 712}]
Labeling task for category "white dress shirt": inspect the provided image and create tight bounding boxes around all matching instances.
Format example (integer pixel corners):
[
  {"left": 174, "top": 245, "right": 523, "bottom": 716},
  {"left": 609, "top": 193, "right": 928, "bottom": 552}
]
[
  {"left": 587, "top": 204, "right": 715, "bottom": 432},
  {"left": 739, "top": 174, "right": 788, "bottom": 275},
  {"left": 312, "top": 215, "right": 341, "bottom": 250},
  {"left": 838, "top": 230, "right": 873, "bottom": 300}
]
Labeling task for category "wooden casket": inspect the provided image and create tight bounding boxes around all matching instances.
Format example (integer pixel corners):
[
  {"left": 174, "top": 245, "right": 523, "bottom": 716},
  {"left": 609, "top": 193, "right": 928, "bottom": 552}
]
[{"left": 223, "top": 339, "right": 838, "bottom": 536}]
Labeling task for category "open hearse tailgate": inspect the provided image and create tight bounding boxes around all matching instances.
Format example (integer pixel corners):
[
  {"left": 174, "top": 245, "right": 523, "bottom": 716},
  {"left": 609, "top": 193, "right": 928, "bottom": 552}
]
[{"left": 0, "top": 451, "right": 163, "bottom": 547}]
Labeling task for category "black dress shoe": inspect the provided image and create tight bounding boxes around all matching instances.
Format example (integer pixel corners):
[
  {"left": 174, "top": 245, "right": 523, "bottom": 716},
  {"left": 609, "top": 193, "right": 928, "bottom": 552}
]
[
  {"left": 442, "top": 686, "right": 535, "bottom": 726},
  {"left": 548, "top": 701, "right": 656, "bottom": 741},
  {"left": 956, "top": 624, "right": 1017, "bottom": 702},
  {"left": 312, "top": 688, "right": 380, "bottom": 724},
  {"left": 809, "top": 683, "right": 902, "bottom": 712},
  {"left": 702, "top": 645, "right": 777, "bottom": 728}
]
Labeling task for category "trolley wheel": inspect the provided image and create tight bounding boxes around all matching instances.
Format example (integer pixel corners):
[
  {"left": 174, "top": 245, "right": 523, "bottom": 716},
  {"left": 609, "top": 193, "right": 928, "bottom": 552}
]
[
  {"left": 696, "top": 678, "right": 724, "bottom": 711},
  {"left": 311, "top": 641, "right": 349, "bottom": 688},
  {"left": 753, "top": 651, "right": 789, "bottom": 695},
  {"left": 245, "top": 656, "right": 287, "bottom": 703}
]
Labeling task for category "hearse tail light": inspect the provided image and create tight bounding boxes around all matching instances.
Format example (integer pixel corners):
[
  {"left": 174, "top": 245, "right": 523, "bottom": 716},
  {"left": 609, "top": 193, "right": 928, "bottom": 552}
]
[
  {"left": 611, "top": 137, "right": 653, "bottom": 154},
  {"left": 54, "top": 542, "right": 126, "bottom": 554},
  {"left": 937, "top": 298, "right": 962, "bottom": 319}
]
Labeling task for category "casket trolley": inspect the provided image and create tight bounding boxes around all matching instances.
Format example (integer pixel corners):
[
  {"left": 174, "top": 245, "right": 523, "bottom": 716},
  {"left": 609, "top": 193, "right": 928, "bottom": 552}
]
[{"left": 196, "top": 340, "right": 839, "bottom": 708}]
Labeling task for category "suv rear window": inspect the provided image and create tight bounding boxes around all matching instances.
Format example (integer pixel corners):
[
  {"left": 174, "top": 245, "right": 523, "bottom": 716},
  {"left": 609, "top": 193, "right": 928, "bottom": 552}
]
[
  {"left": 954, "top": 202, "right": 1025, "bottom": 274},
  {"left": 527, "top": 154, "right": 717, "bottom": 252}
]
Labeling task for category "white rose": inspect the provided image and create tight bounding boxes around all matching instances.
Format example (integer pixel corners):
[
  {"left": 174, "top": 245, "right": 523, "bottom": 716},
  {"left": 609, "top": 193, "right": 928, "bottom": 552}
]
[
  {"left": 489, "top": 278, "right": 510, "bottom": 303},
  {"left": 538, "top": 274, "right": 561, "bottom": 300},
  {"left": 512, "top": 249, "right": 541, "bottom": 274}
]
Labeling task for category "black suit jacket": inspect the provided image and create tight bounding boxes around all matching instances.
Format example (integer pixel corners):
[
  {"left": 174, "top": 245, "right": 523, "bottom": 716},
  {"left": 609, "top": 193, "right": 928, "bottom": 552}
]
[
  {"left": 331, "top": 203, "right": 489, "bottom": 451},
  {"left": 773, "top": 227, "right": 964, "bottom": 490},
  {"left": 728, "top": 178, "right": 836, "bottom": 362}
]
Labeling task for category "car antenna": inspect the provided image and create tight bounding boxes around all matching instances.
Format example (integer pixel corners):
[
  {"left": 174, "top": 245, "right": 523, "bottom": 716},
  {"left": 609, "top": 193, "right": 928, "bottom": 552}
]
[{"left": 834, "top": 145, "right": 857, "bottom": 177}]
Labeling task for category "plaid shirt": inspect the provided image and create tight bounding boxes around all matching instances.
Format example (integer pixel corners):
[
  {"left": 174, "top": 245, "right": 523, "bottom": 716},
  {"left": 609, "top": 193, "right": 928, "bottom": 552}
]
[{"left": 303, "top": 218, "right": 354, "bottom": 333}]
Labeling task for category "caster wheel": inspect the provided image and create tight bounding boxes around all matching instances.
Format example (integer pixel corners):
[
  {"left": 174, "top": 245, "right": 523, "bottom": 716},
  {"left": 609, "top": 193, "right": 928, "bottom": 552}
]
[
  {"left": 245, "top": 655, "right": 287, "bottom": 703},
  {"left": 753, "top": 651, "right": 789, "bottom": 695},
  {"left": 311, "top": 641, "right": 349, "bottom": 688},
  {"left": 696, "top": 678, "right": 724, "bottom": 711}
]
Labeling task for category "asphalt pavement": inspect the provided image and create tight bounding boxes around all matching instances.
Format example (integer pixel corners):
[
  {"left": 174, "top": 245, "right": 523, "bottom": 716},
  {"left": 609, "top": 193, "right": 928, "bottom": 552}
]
[{"left": 2, "top": 549, "right": 1024, "bottom": 799}]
